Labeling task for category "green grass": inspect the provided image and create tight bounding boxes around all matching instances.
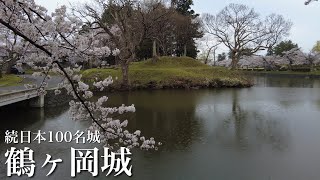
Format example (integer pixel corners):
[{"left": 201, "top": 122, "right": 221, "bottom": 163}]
[
  {"left": 82, "top": 56, "right": 252, "bottom": 90},
  {"left": 25, "top": 69, "right": 34, "bottom": 74},
  {"left": 0, "top": 74, "right": 23, "bottom": 87}
]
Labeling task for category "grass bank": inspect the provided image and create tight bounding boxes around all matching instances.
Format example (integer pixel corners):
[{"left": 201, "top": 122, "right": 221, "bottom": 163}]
[
  {"left": 82, "top": 57, "right": 252, "bottom": 91},
  {"left": 0, "top": 74, "right": 23, "bottom": 87}
]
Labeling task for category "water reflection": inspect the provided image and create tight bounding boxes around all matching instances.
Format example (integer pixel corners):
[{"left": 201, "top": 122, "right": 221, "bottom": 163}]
[
  {"left": 254, "top": 75, "right": 320, "bottom": 88},
  {"left": 105, "top": 90, "right": 203, "bottom": 151},
  {"left": 0, "top": 76, "right": 320, "bottom": 179},
  {"left": 195, "top": 88, "right": 290, "bottom": 152},
  {"left": 0, "top": 104, "right": 45, "bottom": 133}
]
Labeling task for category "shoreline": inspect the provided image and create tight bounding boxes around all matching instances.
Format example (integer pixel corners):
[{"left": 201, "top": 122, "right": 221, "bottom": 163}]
[{"left": 90, "top": 79, "right": 253, "bottom": 92}]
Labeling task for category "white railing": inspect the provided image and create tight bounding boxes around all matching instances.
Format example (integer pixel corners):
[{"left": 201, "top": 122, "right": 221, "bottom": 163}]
[{"left": 0, "top": 88, "right": 39, "bottom": 107}]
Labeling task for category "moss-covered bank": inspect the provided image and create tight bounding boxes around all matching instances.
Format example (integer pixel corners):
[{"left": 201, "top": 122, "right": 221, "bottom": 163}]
[{"left": 82, "top": 57, "right": 252, "bottom": 91}]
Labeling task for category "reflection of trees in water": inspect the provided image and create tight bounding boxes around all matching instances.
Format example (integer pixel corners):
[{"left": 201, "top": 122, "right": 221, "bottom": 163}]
[
  {"left": 108, "top": 90, "right": 204, "bottom": 151},
  {"left": 317, "top": 100, "right": 320, "bottom": 110},
  {"left": 117, "top": 109, "right": 203, "bottom": 151},
  {"left": 207, "top": 89, "right": 290, "bottom": 151},
  {"left": 118, "top": 88, "right": 291, "bottom": 152},
  {"left": 142, "top": 110, "right": 202, "bottom": 151},
  {"left": 314, "top": 99, "right": 320, "bottom": 111},
  {"left": 254, "top": 117, "right": 290, "bottom": 151},
  {"left": 231, "top": 89, "right": 248, "bottom": 149},
  {"left": 0, "top": 104, "right": 45, "bottom": 133},
  {"left": 0, "top": 104, "right": 69, "bottom": 140},
  {"left": 100, "top": 88, "right": 293, "bottom": 152},
  {"left": 213, "top": 90, "right": 249, "bottom": 150},
  {"left": 255, "top": 76, "right": 320, "bottom": 88},
  {"left": 44, "top": 105, "right": 69, "bottom": 119}
]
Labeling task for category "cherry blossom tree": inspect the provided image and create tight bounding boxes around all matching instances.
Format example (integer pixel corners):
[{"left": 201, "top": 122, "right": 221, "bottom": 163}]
[
  {"left": 217, "top": 47, "right": 320, "bottom": 72},
  {"left": 238, "top": 56, "right": 265, "bottom": 68},
  {"left": 282, "top": 48, "right": 307, "bottom": 68},
  {"left": 0, "top": 0, "right": 158, "bottom": 151},
  {"left": 0, "top": 24, "right": 30, "bottom": 75},
  {"left": 215, "top": 59, "right": 232, "bottom": 67}
]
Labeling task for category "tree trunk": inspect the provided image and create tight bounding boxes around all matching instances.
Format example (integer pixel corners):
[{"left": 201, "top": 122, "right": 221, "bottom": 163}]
[
  {"left": 121, "top": 63, "right": 129, "bottom": 89},
  {"left": 204, "top": 52, "right": 209, "bottom": 64},
  {"left": 162, "top": 44, "right": 168, "bottom": 56},
  {"left": 5, "top": 52, "right": 18, "bottom": 74},
  {"left": 0, "top": 64, "right": 2, "bottom": 78},
  {"left": 119, "top": 46, "right": 134, "bottom": 89},
  {"left": 204, "top": 58, "right": 208, "bottom": 65},
  {"left": 152, "top": 40, "right": 158, "bottom": 63},
  {"left": 204, "top": 48, "right": 210, "bottom": 65},
  {"left": 310, "top": 63, "right": 315, "bottom": 72},
  {"left": 288, "top": 58, "right": 293, "bottom": 71},
  {"left": 231, "top": 59, "right": 237, "bottom": 69},
  {"left": 231, "top": 51, "right": 238, "bottom": 70},
  {"left": 88, "top": 58, "right": 93, "bottom": 69},
  {"left": 183, "top": 44, "right": 187, "bottom": 57},
  {"left": 213, "top": 49, "right": 216, "bottom": 66},
  {"left": 5, "top": 59, "right": 16, "bottom": 74}
]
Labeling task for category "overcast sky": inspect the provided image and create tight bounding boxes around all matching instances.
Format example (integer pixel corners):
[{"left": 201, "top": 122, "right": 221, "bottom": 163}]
[{"left": 35, "top": 0, "right": 320, "bottom": 52}]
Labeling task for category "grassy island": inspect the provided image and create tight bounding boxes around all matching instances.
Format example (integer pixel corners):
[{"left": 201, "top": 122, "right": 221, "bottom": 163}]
[{"left": 82, "top": 57, "right": 252, "bottom": 90}]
